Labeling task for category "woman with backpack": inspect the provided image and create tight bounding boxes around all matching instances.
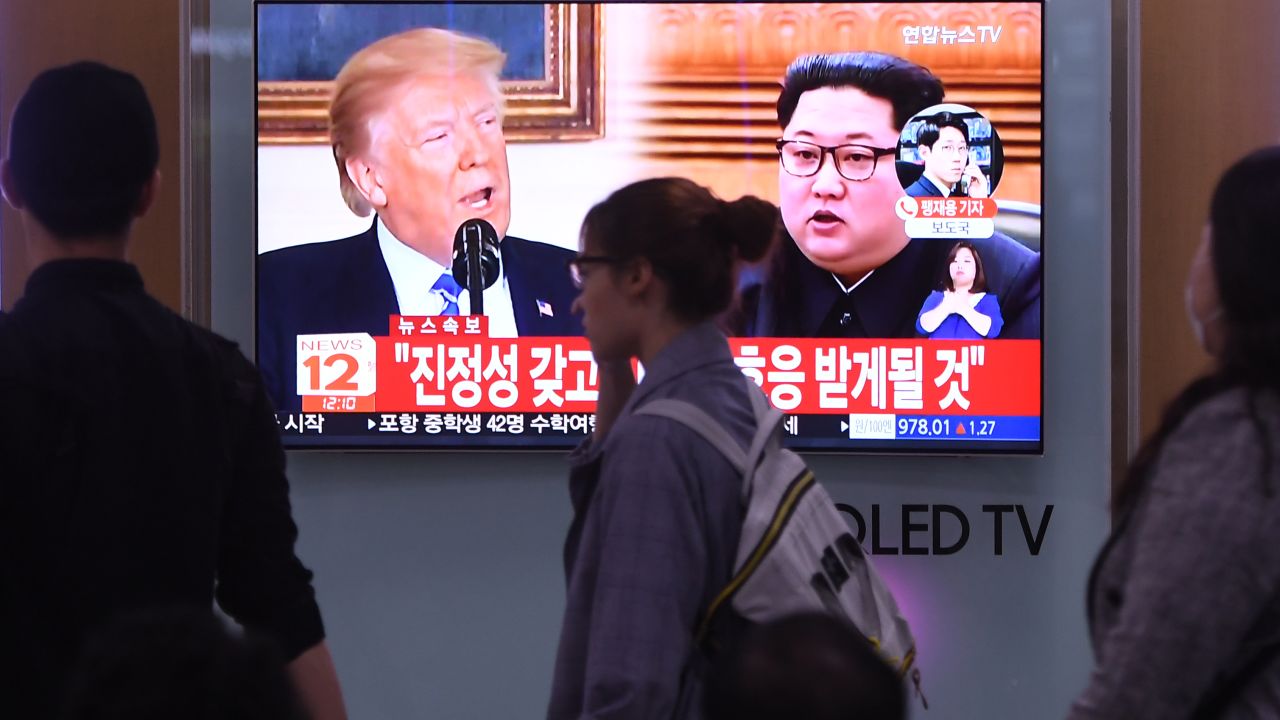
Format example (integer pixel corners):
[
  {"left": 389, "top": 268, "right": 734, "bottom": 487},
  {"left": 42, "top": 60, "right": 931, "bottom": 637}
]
[
  {"left": 1068, "top": 147, "right": 1280, "bottom": 718},
  {"left": 545, "top": 177, "right": 778, "bottom": 720}
]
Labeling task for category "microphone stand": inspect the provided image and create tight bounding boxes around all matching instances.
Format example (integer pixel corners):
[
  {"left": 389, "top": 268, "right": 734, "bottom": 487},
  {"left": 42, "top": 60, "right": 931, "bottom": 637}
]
[{"left": 466, "top": 236, "right": 485, "bottom": 316}]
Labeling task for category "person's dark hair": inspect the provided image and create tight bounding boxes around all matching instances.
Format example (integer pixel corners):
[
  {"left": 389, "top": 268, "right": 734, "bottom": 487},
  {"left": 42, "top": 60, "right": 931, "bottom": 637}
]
[
  {"left": 777, "top": 52, "right": 944, "bottom": 132},
  {"left": 704, "top": 612, "right": 906, "bottom": 720},
  {"left": 942, "top": 240, "right": 987, "bottom": 293},
  {"left": 58, "top": 606, "right": 305, "bottom": 720},
  {"left": 6, "top": 61, "right": 159, "bottom": 239},
  {"left": 582, "top": 177, "right": 779, "bottom": 322},
  {"left": 916, "top": 111, "right": 969, "bottom": 151},
  {"left": 1116, "top": 146, "right": 1280, "bottom": 512}
]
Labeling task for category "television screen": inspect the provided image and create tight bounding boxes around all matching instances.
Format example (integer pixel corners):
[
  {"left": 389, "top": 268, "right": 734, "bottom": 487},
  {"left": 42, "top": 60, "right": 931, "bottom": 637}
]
[{"left": 255, "top": 1, "right": 1043, "bottom": 452}]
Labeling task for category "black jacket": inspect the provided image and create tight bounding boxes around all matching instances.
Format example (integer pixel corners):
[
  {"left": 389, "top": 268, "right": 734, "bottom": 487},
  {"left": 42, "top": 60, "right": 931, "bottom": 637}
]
[{"left": 0, "top": 259, "right": 323, "bottom": 719}]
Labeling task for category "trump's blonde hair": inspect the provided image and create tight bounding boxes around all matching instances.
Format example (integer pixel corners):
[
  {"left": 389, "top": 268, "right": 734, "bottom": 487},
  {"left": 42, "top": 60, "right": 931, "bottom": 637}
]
[{"left": 329, "top": 28, "right": 506, "bottom": 216}]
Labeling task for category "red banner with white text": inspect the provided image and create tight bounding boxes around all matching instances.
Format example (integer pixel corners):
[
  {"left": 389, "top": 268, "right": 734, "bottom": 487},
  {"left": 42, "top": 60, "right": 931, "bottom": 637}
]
[{"left": 297, "top": 317, "right": 1039, "bottom": 416}]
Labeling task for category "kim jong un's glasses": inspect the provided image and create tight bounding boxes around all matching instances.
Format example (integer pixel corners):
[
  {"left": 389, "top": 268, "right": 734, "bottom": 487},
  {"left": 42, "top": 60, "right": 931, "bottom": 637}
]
[{"left": 776, "top": 139, "right": 898, "bottom": 182}]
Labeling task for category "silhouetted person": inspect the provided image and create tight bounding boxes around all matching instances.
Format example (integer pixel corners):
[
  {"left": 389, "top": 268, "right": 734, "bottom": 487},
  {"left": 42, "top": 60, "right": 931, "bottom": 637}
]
[
  {"left": 0, "top": 61, "right": 345, "bottom": 720},
  {"left": 1068, "top": 147, "right": 1280, "bottom": 718}
]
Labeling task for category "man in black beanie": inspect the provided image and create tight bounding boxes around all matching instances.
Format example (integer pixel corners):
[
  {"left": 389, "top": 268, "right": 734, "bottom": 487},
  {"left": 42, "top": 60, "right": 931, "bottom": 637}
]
[{"left": 0, "top": 61, "right": 346, "bottom": 720}]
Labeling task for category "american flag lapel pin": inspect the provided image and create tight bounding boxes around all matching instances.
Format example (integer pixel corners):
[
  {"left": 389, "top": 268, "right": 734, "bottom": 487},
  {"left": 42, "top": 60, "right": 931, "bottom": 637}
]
[{"left": 536, "top": 299, "right": 554, "bottom": 317}]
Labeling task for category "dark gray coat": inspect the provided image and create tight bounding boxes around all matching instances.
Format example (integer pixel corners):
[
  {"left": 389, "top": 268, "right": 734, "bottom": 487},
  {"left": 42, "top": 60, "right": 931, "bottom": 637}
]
[
  {"left": 547, "top": 323, "right": 754, "bottom": 720},
  {"left": 1070, "top": 389, "right": 1280, "bottom": 719}
]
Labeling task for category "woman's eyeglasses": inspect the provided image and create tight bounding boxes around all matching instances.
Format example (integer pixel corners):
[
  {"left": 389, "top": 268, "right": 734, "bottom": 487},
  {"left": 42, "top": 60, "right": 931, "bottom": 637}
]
[{"left": 566, "top": 255, "right": 622, "bottom": 289}]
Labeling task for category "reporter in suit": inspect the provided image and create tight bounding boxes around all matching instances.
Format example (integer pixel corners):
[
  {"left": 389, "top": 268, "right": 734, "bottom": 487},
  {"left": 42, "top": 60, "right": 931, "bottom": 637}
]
[
  {"left": 904, "top": 112, "right": 988, "bottom": 199},
  {"left": 258, "top": 28, "right": 581, "bottom": 411}
]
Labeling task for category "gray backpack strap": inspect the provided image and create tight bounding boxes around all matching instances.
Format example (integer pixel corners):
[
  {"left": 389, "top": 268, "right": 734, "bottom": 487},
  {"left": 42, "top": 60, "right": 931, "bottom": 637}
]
[
  {"left": 636, "top": 399, "right": 749, "bottom": 474},
  {"left": 746, "top": 380, "right": 771, "bottom": 417},
  {"left": 741, "top": 380, "right": 785, "bottom": 502}
]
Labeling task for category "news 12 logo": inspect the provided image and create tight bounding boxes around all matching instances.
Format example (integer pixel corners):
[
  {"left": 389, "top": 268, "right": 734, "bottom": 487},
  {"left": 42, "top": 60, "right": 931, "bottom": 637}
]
[{"left": 296, "top": 333, "right": 377, "bottom": 397}]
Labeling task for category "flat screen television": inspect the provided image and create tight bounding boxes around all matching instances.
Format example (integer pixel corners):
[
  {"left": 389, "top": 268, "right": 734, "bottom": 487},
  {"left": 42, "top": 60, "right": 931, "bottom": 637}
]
[{"left": 254, "top": 1, "right": 1043, "bottom": 452}]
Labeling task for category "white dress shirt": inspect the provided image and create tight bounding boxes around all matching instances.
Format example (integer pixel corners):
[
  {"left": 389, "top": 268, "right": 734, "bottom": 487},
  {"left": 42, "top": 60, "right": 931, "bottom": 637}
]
[
  {"left": 922, "top": 171, "right": 954, "bottom": 197},
  {"left": 376, "top": 217, "right": 519, "bottom": 338}
]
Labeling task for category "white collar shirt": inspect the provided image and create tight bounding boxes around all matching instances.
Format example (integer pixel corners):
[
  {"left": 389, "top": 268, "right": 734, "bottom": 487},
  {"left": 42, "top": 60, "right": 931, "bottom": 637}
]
[{"left": 376, "top": 217, "right": 519, "bottom": 338}]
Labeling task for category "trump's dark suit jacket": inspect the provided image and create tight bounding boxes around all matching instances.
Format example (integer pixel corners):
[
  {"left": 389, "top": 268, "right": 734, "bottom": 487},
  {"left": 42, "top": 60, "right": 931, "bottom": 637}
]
[{"left": 257, "top": 222, "right": 581, "bottom": 411}]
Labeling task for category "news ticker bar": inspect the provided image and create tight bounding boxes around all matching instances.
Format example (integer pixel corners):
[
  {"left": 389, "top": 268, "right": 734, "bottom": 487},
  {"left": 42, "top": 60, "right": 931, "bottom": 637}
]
[
  {"left": 276, "top": 412, "right": 1041, "bottom": 446},
  {"left": 844, "top": 415, "right": 1040, "bottom": 442}
]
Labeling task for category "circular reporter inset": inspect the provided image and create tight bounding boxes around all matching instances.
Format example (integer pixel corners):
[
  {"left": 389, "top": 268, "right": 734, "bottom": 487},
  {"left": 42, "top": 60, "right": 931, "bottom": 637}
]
[{"left": 895, "top": 103, "right": 1005, "bottom": 200}]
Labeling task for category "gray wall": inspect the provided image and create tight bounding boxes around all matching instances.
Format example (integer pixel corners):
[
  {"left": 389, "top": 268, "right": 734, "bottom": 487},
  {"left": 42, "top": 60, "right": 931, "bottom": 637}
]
[{"left": 206, "top": 1, "right": 1115, "bottom": 717}]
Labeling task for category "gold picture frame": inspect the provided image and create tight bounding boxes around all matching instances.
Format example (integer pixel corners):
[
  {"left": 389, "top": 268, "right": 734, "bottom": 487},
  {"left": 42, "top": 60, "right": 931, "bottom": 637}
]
[{"left": 257, "top": 3, "right": 602, "bottom": 145}]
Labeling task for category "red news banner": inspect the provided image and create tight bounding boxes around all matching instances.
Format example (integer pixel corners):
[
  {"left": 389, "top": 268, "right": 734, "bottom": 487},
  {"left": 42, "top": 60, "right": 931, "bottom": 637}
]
[{"left": 297, "top": 316, "right": 1040, "bottom": 416}]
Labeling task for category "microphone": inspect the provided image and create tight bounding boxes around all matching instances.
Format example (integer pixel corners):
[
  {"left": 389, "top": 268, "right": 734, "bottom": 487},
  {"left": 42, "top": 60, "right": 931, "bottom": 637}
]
[{"left": 450, "top": 218, "right": 501, "bottom": 316}]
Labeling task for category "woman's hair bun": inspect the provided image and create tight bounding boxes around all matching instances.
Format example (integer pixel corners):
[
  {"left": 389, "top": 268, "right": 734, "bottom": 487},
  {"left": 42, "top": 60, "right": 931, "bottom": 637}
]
[{"left": 716, "top": 195, "right": 780, "bottom": 264}]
